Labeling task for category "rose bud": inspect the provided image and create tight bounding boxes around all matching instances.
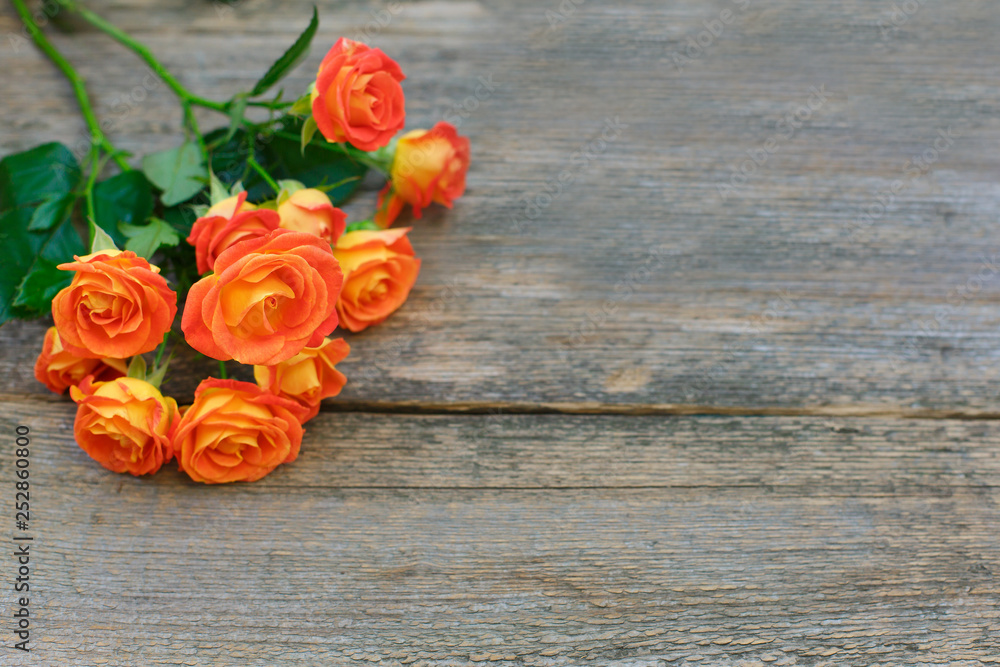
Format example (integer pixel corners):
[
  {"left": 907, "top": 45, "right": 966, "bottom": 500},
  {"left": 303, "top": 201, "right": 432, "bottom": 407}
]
[
  {"left": 375, "top": 122, "right": 470, "bottom": 227},
  {"left": 181, "top": 230, "right": 344, "bottom": 366},
  {"left": 70, "top": 376, "right": 178, "bottom": 476},
  {"left": 187, "top": 192, "right": 280, "bottom": 274},
  {"left": 311, "top": 37, "right": 406, "bottom": 151},
  {"left": 34, "top": 326, "right": 127, "bottom": 394},
  {"left": 173, "top": 378, "right": 304, "bottom": 484},
  {"left": 52, "top": 250, "right": 177, "bottom": 359},
  {"left": 333, "top": 228, "right": 420, "bottom": 332},
  {"left": 254, "top": 337, "right": 350, "bottom": 422},
  {"left": 277, "top": 188, "right": 347, "bottom": 245}
]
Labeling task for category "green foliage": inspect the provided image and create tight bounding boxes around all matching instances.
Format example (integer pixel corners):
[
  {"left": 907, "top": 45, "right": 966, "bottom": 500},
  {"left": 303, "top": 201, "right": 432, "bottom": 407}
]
[
  {"left": 2, "top": 7, "right": 382, "bottom": 327},
  {"left": 289, "top": 93, "right": 312, "bottom": 116},
  {"left": 119, "top": 218, "right": 180, "bottom": 259},
  {"left": 249, "top": 7, "right": 319, "bottom": 97},
  {"left": 92, "top": 171, "right": 154, "bottom": 247},
  {"left": 27, "top": 193, "right": 76, "bottom": 231},
  {"left": 205, "top": 117, "right": 367, "bottom": 204},
  {"left": 225, "top": 94, "right": 249, "bottom": 143},
  {"left": 126, "top": 354, "right": 147, "bottom": 380},
  {"left": 0, "top": 143, "right": 85, "bottom": 324},
  {"left": 142, "top": 142, "right": 206, "bottom": 206},
  {"left": 162, "top": 204, "right": 198, "bottom": 237},
  {"left": 88, "top": 220, "right": 119, "bottom": 253},
  {"left": 300, "top": 116, "right": 318, "bottom": 155},
  {"left": 0, "top": 142, "right": 81, "bottom": 210},
  {"left": 345, "top": 219, "right": 380, "bottom": 233},
  {"left": 11, "top": 258, "right": 68, "bottom": 315}
]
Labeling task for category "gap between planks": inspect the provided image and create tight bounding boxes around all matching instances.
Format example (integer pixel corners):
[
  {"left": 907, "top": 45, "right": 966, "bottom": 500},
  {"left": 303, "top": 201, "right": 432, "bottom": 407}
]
[{"left": 2, "top": 392, "right": 999, "bottom": 421}]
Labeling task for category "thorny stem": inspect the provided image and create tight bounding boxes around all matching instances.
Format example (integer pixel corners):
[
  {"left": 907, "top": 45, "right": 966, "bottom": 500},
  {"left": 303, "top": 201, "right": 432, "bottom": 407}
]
[
  {"left": 247, "top": 155, "right": 280, "bottom": 195},
  {"left": 53, "top": 0, "right": 298, "bottom": 166},
  {"left": 54, "top": 0, "right": 294, "bottom": 118},
  {"left": 53, "top": 0, "right": 228, "bottom": 111},
  {"left": 11, "top": 0, "right": 130, "bottom": 170}
]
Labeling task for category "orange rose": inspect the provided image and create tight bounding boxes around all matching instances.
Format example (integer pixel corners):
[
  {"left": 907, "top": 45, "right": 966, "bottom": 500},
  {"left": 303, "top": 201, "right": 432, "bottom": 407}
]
[
  {"left": 187, "top": 192, "right": 281, "bottom": 274},
  {"left": 181, "top": 230, "right": 344, "bottom": 365},
  {"left": 34, "top": 327, "right": 127, "bottom": 394},
  {"left": 69, "top": 376, "right": 178, "bottom": 476},
  {"left": 52, "top": 250, "right": 177, "bottom": 359},
  {"left": 375, "top": 122, "right": 470, "bottom": 227},
  {"left": 277, "top": 188, "right": 347, "bottom": 245},
  {"left": 173, "top": 378, "right": 304, "bottom": 484},
  {"left": 311, "top": 37, "right": 406, "bottom": 151},
  {"left": 333, "top": 228, "right": 420, "bottom": 332},
  {"left": 254, "top": 337, "right": 350, "bottom": 422}
]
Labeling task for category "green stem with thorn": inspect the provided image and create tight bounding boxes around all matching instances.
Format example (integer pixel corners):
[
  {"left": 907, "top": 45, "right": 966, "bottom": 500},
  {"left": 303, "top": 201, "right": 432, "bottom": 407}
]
[{"left": 10, "top": 0, "right": 130, "bottom": 170}]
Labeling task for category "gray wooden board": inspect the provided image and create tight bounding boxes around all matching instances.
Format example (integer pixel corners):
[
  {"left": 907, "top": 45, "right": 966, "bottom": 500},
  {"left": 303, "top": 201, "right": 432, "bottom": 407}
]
[{"left": 1, "top": 404, "right": 999, "bottom": 664}]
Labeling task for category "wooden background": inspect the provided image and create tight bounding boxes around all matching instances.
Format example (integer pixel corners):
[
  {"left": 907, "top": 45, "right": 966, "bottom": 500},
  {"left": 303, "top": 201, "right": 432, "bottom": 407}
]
[{"left": 1, "top": 0, "right": 999, "bottom": 664}]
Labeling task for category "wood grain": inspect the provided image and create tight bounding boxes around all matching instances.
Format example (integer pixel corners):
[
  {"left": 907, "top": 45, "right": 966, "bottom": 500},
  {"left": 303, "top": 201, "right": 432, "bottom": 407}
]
[
  {"left": 2, "top": 0, "right": 1000, "bottom": 664},
  {"left": 1, "top": 0, "right": 1000, "bottom": 411},
  {"left": 1, "top": 404, "right": 998, "bottom": 665}
]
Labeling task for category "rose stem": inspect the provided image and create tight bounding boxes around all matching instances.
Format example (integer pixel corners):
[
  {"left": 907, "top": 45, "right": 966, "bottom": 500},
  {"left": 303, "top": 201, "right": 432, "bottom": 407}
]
[
  {"left": 10, "top": 0, "right": 129, "bottom": 170},
  {"left": 52, "top": 0, "right": 298, "bottom": 112},
  {"left": 246, "top": 156, "right": 281, "bottom": 196},
  {"left": 153, "top": 331, "right": 171, "bottom": 368},
  {"left": 218, "top": 360, "right": 228, "bottom": 380}
]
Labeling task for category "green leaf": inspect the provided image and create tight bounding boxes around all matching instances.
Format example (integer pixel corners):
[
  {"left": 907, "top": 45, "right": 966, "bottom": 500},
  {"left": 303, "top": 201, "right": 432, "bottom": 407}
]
[
  {"left": 162, "top": 205, "right": 198, "bottom": 237},
  {"left": 249, "top": 7, "right": 319, "bottom": 97},
  {"left": 142, "top": 142, "right": 207, "bottom": 206},
  {"left": 255, "top": 117, "right": 367, "bottom": 204},
  {"left": 207, "top": 127, "right": 254, "bottom": 187},
  {"left": 126, "top": 354, "right": 147, "bottom": 380},
  {"left": 300, "top": 116, "right": 318, "bottom": 155},
  {"left": 89, "top": 220, "right": 120, "bottom": 254},
  {"left": 27, "top": 192, "right": 76, "bottom": 231},
  {"left": 119, "top": 217, "right": 180, "bottom": 259},
  {"left": 12, "top": 258, "right": 69, "bottom": 313},
  {"left": 92, "top": 171, "right": 154, "bottom": 247},
  {"left": 146, "top": 351, "right": 173, "bottom": 390},
  {"left": 0, "top": 143, "right": 85, "bottom": 324},
  {"left": 209, "top": 169, "right": 230, "bottom": 204},
  {"left": 345, "top": 219, "right": 380, "bottom": 233},
  {"left": 0, "top": 142, "right": 81, "bottom": 211},
  {"left": 226, "top": 94, "right": 249, "bottom": 142},
  {"left": 204, "top": 119, "right": 367, "bottom": 205},
  {"left": 289, "top": 91, "right": 312, "bottom": 116}
]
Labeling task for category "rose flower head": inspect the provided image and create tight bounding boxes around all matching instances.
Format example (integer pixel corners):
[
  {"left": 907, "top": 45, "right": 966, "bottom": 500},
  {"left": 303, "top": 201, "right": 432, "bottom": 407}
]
[
  {"left": 34, "top": 326, "right": 127, "bottom": 394},
  {"left": 187, "top": 191, "right": 281, "bottom": 274},
  {"left": 173, "top": 379, "right": 305, "bottom": 484},
  {"left": 333, "top": 228, "right": 420, "bottom": 332},
  {"left": 375, "top": 121, "right": 470, "bottom": 227},
  {"left": 254, "top": 337, "right": 350, "bottom": 422},
  {"left": 70, "top": 376, "right": 178, "bottom": 476},
  {"left": 52, "top": 250, "right": 177, "bottom": 359},
  {"left": 311, "top": 37, "right": 406, "bottom": 151},
  {"left": 181, "top": 230, "right": 344, "bottom": 366},
  {"left": 277, "top": 188, "right": 347, "bottom": 245}
]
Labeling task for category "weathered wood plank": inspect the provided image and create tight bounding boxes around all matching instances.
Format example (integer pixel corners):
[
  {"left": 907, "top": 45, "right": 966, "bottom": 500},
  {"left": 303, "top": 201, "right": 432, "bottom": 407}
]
[
  {"left": 1, "top": 405, "right": 998, "bottom": 665},
  {"left": 3, "top": 400, "right": 1000, "bottom": 491},
  {"left": 19, "top": 491, "right": 1000, "bottom": 665},
  {"left": 2, "top": 1, "right": 1000, "bottom": 411}
]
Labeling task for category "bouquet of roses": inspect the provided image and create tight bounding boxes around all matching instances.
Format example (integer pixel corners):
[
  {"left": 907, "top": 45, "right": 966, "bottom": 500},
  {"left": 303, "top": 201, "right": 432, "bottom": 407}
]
[{"left": 4, "top": 2, "right": 469, "bottom": 483}]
